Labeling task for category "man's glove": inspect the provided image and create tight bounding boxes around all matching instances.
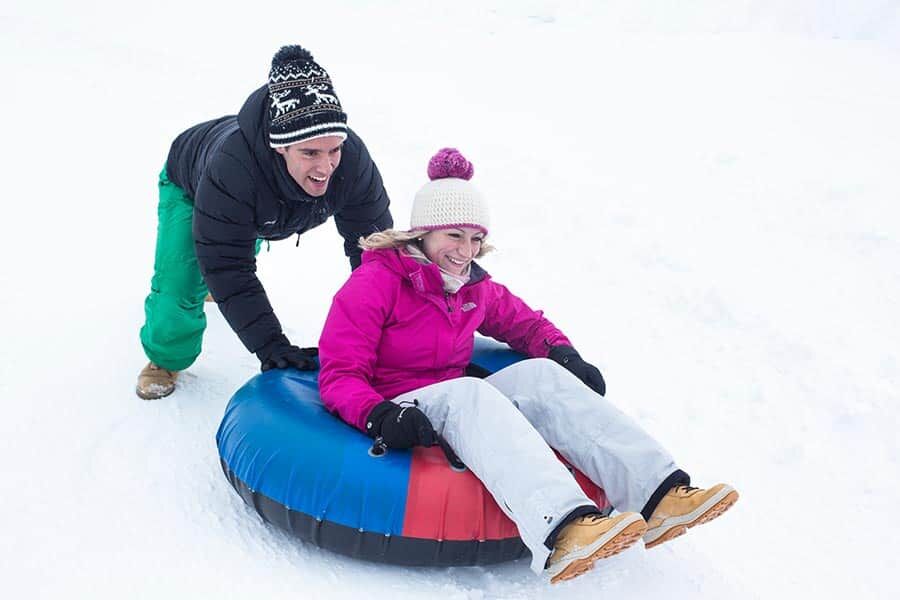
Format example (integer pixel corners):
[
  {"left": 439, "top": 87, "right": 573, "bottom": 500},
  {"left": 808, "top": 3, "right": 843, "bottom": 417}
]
[
  {"left": 365, "top": 400, "right": 465, "bottom": 469},
  {"left": 257, "top": 335, "right": 318, "bottom": 371},
  {"left": 548, "top": 345, "right": 606, "bottom": 396}
]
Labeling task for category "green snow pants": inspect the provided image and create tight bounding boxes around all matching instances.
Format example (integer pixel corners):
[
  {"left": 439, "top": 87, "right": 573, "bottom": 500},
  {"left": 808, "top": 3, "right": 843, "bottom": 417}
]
[{"left": 140, "top": 167, "right": 261, "bottom": 371}]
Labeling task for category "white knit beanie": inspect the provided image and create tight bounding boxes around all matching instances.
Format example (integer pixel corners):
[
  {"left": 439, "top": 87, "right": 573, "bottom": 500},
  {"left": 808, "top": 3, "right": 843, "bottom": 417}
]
[{"left": 409, "top": 148, "right": 490, "bottom": 234}]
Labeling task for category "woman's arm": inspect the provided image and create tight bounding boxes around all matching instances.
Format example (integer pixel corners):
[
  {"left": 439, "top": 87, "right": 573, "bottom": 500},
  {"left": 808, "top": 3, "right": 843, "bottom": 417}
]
[
  {"left": 317, "top": 262, "right": 396, "bottom": 431},
  {"left": 477, "top": 280, "right": 572, "bottom": 357},
  {"left": 479, "top": 280, "right": 606, "bottom": 395}
]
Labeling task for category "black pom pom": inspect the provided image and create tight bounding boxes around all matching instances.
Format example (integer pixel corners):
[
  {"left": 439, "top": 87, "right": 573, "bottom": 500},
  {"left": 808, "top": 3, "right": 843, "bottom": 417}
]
[{"left": 271, "top": 45, "right": 314, "bottom": 67}]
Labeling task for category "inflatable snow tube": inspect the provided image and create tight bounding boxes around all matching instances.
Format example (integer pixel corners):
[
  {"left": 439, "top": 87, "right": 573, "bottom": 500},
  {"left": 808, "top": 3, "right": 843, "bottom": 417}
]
[{"left": 216, "top": 337, "right": 609, "bottom": 566}]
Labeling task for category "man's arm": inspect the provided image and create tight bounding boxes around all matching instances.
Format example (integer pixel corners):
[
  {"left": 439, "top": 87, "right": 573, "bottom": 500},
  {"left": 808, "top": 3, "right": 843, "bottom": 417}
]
[
  {"left": 192, "top": 154, "right": 304, "bottom": 367},
  {"left": 333, "top": 130, "right": 393, "bottom": 270}
]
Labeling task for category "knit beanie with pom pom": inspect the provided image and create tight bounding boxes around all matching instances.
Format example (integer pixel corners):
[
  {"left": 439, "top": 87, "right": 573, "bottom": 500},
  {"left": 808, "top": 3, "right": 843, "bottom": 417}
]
[
  {"left": 409, "top": 148, "right": 490, "bottom": 234},
  {"left": 267, "top": 45, "right": 348, "bottom": 148}
]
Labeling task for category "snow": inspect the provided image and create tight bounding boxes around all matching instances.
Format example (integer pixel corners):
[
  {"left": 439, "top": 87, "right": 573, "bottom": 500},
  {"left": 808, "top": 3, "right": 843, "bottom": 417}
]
[{"left": 2, "top": 1, "right": 899, "bottom": 598}]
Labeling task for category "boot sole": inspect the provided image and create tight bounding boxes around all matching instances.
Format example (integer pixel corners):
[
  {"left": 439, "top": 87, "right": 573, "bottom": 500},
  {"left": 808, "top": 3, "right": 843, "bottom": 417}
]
[
  {"left": 644, "top": 487, "right": 739, "bottom": 549},
  {"left": 135, "top": 384, "right": 176, "bottom": 400},
  {"left": 549, "top": 515, "right": 648, "bottom": 584}
]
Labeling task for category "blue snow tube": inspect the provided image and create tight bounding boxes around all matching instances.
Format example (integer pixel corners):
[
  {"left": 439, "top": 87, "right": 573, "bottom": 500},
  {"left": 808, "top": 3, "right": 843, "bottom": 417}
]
[{"left": 216, "top": 338, "right": 608, "bottom": 566}]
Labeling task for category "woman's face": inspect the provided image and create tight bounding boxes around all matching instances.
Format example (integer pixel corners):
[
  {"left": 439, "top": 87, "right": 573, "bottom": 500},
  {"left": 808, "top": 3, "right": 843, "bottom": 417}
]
[{"left": 421, "top": 227, "right": 485, "bottom": 276}]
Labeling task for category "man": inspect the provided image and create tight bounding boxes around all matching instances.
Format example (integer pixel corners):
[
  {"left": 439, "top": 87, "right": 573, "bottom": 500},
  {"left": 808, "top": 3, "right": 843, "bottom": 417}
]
[{"left": 137, "top": 45, "right": 392, "bottom": 399}]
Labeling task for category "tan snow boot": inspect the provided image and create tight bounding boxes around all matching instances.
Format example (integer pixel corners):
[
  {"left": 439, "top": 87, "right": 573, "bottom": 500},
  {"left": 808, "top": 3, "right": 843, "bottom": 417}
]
[
  {"left": 136, "top": 362, "right": 179, "bottom": 400},
  {"left": 546, "top": 512, "right": 647, "bottom": 584},
  {"left": 643, "top": 483, "right": 739, "bottom": 549}
]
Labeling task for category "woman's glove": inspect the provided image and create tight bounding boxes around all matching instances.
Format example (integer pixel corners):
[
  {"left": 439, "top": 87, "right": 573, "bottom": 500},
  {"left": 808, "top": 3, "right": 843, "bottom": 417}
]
[
  {"left": 548, "top": 345, "right": 606, "bottom": 396},
  {"left": 365, "top": 401, "right": 464, "bottom": 469},
  {"left": 365, "top": 401, "right": 438, "bottom": 447}
]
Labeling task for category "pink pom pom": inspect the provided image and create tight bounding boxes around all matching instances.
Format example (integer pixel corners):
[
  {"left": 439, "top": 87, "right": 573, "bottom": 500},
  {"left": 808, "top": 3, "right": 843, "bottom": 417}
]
[{"left": 427, "top": 148, "right": 474, "bottom": 181}]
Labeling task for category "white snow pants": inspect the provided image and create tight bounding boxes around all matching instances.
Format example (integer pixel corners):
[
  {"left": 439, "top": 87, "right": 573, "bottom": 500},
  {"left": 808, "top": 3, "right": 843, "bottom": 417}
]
[{"left": 391, "top": 358, "right": 679, "bottom": 573}]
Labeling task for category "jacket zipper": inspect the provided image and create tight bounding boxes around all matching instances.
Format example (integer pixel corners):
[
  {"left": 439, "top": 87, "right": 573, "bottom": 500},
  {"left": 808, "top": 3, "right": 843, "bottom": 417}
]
[{"left": 444, "top": 292, "right": 452, "bottom": 313}]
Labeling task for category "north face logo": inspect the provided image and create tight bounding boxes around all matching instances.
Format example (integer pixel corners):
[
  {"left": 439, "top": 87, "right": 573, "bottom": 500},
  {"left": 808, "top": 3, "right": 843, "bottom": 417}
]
[{"left": 461, "top": 302, "right": 477, "bottom": 312}]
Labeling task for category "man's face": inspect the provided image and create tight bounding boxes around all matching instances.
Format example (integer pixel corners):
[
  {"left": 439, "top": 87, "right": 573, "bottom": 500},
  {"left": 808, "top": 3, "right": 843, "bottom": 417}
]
[{"left": 275, "top": 136, "right": 344, "bottom": 196}]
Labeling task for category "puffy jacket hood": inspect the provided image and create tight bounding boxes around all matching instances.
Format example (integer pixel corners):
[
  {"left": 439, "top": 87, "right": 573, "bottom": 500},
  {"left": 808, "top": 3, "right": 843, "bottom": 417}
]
[{"left": 238, "top": 85, "right": 319, "bottom": 205}]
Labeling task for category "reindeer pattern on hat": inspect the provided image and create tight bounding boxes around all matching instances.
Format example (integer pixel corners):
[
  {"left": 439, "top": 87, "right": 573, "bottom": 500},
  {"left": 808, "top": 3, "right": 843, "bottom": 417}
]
[
  {"left": 270, "top": 90, "right": 301, "bottom": 118},
  {"left": 304, "top": 84, "right": 339, "bottom": 105}
]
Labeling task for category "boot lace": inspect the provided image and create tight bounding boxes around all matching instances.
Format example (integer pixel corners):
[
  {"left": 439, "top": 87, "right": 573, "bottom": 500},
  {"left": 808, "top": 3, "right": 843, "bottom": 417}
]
[{"left": 581, "top": 513, "right": 606, "bottom": 524}]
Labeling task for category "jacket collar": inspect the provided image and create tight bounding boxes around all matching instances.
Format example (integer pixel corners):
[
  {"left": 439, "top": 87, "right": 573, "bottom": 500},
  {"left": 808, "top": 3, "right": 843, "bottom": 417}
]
[{"left": 364, "top": 248, "right": 489, "bottom": 295}]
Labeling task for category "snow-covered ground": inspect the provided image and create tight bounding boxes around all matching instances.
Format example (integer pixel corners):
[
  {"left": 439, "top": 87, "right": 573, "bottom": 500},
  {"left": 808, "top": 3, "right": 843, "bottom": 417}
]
[{"left": 2, "top": 1, "right": 899, "bottom": 598}]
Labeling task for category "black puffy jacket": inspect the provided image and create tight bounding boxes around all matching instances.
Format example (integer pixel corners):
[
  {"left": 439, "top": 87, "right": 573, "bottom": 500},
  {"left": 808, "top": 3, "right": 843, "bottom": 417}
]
[{"left": 165, "top": 85, "right": 392, "bottom": 357}]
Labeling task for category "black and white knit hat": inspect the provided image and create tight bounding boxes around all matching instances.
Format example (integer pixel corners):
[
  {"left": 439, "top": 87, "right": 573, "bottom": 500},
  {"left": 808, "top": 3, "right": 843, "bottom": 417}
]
[
  {"left": 410, "top": 148, "right": 490, "bottom": 234},
  {"left": 267, "top": 45, "right": 348, "bottom": 148}
]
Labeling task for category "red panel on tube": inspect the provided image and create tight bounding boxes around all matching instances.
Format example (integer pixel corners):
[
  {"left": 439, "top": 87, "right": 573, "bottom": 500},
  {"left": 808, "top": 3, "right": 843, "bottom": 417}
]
[{"left": 401, "top": 446, "right": 609, "bottom": 541}]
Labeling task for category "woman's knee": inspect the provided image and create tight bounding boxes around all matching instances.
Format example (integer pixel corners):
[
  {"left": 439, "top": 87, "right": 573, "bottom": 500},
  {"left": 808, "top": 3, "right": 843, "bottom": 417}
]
[
  {"left": 501, "top": 357, "right": 567, "bottom": 380},
  {"left": 445, "top": 376, "right": 511, "bottom": 410},
  {"left": 533, "top": 357, "right": 563, "bottom": 371}
]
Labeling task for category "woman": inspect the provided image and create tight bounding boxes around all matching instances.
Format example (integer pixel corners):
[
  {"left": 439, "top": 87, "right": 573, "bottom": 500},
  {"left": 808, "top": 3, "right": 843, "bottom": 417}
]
[{"left": 318, "top": 149, "right": 738, "bottom": 583}]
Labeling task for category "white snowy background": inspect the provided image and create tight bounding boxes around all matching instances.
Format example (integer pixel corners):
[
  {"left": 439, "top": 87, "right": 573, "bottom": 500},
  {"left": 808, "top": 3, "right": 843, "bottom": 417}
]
[{"left": 2, "top": 1, "right": 899, "bottom": 598}]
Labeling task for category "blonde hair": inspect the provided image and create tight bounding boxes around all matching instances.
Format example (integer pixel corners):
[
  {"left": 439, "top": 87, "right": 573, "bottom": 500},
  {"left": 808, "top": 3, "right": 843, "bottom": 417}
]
[{"left": 359, "top": 229, "right": 494, "bottom": 257}]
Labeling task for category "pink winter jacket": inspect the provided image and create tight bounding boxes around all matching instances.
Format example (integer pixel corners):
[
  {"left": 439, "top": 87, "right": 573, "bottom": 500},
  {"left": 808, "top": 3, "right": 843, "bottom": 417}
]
[{"left": 318, "top": 248, "right": 572, "bottom": 432}]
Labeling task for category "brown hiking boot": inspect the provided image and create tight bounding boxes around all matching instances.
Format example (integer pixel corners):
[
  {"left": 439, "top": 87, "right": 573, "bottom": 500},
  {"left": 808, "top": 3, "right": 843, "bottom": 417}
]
[
  {"left": 136, "top": 362, "right": 179, "bottom": 400},
  {"left": 644, "top": 483, "right": 739, "bottom": 549},
  {"left": 546, "top": 512, "right": 647, "bottom": 584}
]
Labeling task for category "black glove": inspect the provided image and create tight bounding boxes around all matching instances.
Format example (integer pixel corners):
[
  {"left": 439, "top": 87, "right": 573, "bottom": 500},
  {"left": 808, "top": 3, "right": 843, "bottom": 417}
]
[
  {"left": 365, "top": 400, "right": 438, "bottom": 447},
  {"left": 548, "top": 345, "right": 606, "bottom": 396},
  {"left": 365, "top": 400, "right": 465, "bottom": 469},
  {"left": 257, "top": 335, "right": 318, "bottom": 371}
]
